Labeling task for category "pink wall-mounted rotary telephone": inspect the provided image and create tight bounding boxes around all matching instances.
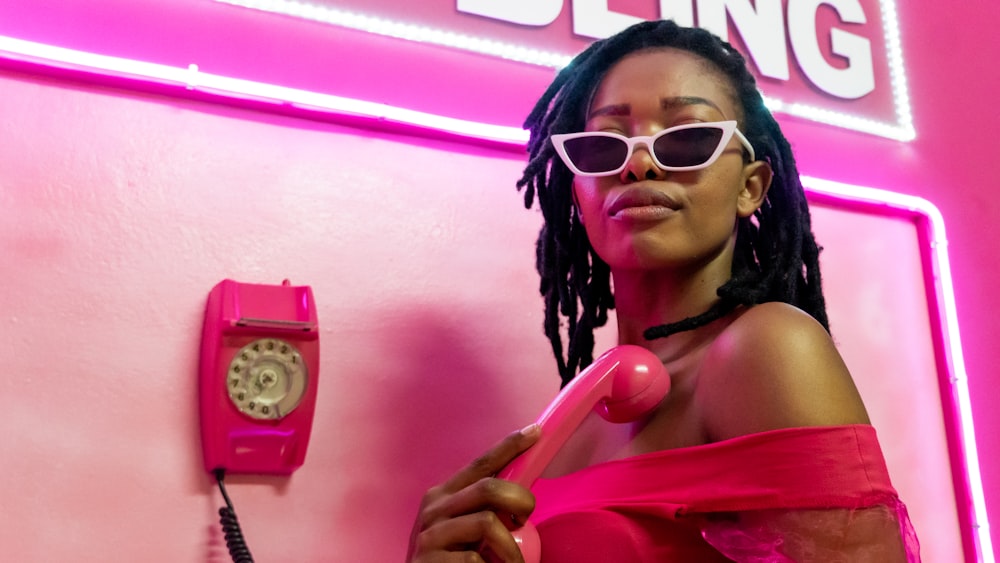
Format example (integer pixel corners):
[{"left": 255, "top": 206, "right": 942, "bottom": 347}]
[
  {"left": 493, "top": 345, "right": 670, "bottom": 563},
  {"left": 198, "top": 279, "right": 320, "bottom": 476}
]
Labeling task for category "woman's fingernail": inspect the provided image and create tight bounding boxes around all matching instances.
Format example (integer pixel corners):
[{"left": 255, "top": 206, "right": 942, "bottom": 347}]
[{"left": 520, "top": 423, "right": 540, "bottom": 436}]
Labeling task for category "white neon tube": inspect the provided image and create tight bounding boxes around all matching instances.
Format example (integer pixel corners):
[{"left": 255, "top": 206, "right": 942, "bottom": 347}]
[
  {"left": 0, "top": 36, "right": 529, "bottom": 146},
  {"left": 211, "top": 0, "right": 915, "bottom": 141}
]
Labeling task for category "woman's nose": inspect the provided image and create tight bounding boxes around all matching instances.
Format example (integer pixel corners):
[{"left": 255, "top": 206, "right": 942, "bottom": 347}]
[{"left": 620, "top": 142, "right": 667, "bottom": 183}]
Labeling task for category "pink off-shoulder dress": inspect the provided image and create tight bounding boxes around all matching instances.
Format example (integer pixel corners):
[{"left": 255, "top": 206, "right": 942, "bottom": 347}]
[{"left": 531, "top": 425, "right": 920, "bottom": 562}]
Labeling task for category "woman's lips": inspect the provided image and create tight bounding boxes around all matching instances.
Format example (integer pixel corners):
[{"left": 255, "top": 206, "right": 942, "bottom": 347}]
[{"left": 607, "top": 188, "right": 681, "bottom": 220}]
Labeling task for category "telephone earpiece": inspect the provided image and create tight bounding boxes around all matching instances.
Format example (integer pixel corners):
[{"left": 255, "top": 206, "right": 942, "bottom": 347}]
[{"left": 494, "top": 345, "right": 670, "bottom": 563}]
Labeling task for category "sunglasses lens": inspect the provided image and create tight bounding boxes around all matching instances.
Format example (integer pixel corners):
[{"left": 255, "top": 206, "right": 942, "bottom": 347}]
[
  {"left": 653, "top": 126, "right": 725, "bottom": 167},
  {"left": 562, "top": 135, "right": 629, "bottom": 174}
]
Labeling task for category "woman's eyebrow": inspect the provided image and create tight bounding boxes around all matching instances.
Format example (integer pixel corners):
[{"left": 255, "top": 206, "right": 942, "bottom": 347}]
[
  {"left": 661, "top": 96, "right": 725, "bottom": 114},
  {"left": 588, "top": 96, "right": 726, "bottom": 120}
]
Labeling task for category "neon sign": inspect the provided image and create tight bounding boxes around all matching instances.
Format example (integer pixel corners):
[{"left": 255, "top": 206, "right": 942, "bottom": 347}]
[
  {"left": 213, "top": 0, "right": 914, "bottom": 141},
  {"left": 461, "top": 0, "right": 875, "bottom": 99}
]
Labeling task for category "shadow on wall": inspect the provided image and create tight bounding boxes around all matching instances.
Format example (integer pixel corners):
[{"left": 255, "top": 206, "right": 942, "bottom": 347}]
[{"left": 325, "top": 303, "right": 551, "bottom": 559}]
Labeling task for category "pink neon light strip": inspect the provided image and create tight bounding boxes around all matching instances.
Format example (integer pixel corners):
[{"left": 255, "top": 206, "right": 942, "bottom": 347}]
[
  {"left": 0, "top": 36, "right": 529, "bottom": 146},
  {"left": 801, "top": 176, "right": 994, "bottom": 563},
  {"left": 0, "top": 34, "right": 991, "bottom": 562}
]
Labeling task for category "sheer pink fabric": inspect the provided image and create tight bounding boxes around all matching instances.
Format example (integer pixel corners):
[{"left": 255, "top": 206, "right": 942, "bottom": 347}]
[{"left": 530, "top": 425, "right": 919, "bottom": 562}]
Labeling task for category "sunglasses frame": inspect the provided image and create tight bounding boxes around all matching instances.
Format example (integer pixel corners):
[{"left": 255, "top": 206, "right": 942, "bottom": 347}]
[{"left": 550, "top": 120, "right": 756, "bottom": 177}]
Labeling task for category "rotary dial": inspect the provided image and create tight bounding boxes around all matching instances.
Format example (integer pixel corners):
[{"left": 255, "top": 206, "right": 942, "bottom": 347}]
[{"left": 226, "top": 338, "right": 308, "bottom": 420}]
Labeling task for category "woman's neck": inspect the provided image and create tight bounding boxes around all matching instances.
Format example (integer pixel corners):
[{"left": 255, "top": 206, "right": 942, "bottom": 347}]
[{"left": 615, "top": 264, "right": 727, "bottom": 327}]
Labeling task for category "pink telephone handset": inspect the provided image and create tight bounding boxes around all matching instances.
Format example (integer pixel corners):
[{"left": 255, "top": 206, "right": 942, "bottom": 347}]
[
  {"left": 495, "top": 345, "right": 670, "bottom": 563},
  {"left": 199, "top": 279, "right": 320, "bottom": 476}
]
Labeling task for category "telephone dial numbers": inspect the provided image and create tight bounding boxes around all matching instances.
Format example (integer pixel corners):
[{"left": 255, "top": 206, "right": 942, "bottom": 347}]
[{"left": 226, "top": 338, "right": 308, "bottom": 420}]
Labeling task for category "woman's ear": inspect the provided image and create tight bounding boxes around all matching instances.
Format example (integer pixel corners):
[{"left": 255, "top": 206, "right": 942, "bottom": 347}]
[{"left": 736, "top": 160, "right": 773, "bottom": 218}]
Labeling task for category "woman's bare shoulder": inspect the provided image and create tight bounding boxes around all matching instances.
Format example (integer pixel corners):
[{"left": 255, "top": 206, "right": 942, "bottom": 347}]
[{"left": 696, "top": 302, "right": 871, "bottom": 442}]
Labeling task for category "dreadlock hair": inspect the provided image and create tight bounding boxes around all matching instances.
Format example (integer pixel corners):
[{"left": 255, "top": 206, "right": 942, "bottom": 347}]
[{"left": 516, "top": 19, "right": 828, "bottom": 388}]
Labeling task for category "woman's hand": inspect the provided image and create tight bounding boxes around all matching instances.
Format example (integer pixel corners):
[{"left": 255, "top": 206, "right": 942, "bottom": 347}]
[{"left": 406, "top": 424, "right": 541, "bottom": 563}]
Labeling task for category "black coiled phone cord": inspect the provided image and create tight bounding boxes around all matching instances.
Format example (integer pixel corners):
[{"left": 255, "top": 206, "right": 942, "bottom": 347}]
[{"left": 214, "top": 469, "right": 255, "bottom": 563}]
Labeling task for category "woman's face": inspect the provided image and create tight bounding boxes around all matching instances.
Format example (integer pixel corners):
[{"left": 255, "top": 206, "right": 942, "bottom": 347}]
[{"left": 571, "top": 48, "right": 768, "bottom": 274}]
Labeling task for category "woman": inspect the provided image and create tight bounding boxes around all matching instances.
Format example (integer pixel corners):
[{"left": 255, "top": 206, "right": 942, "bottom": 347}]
[{"left": 407, "top": 20, "right": 919, "bottom": 562}]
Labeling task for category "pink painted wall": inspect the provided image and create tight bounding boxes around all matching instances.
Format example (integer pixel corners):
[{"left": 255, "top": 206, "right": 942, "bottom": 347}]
[
  {"left": 0, "top": 73, "right": 558, "bottom": 561},
  {"left": 1, "top": 0, "right": 997, "bottom": 560}
]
